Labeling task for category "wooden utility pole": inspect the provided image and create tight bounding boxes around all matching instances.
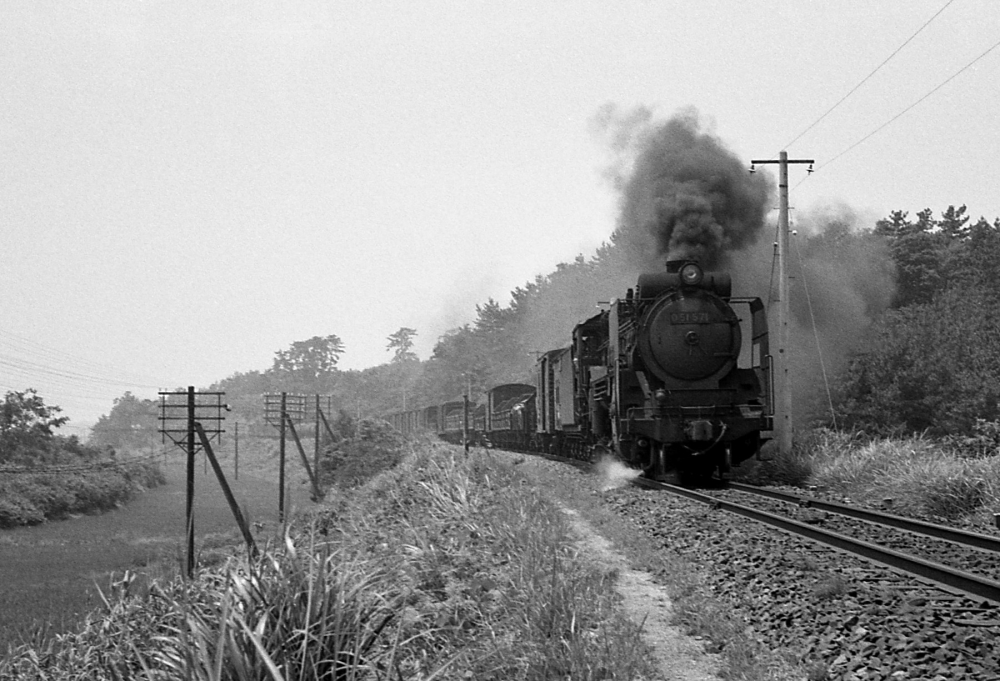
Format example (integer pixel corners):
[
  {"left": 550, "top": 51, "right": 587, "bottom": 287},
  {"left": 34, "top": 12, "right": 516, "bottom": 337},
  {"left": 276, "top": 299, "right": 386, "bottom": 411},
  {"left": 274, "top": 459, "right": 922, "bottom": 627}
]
[
  {"left": 158, "top": 387, "right": 226, "bottom": 578},
  {"left": 751, "top": 151, "right": 813, "bottom": 457},
  {"left": 234, "top": 421, "right": 239, "bottom": 481},
  {"left": 264, "top": 392, "right": 310, "bottom": 525},
  {"left": 463, "top": 374, "right": 471, "bottom": 455},
  {"left": 185, "top": 386, "right": 195, "bottom": 577},
  {"left": 314, "top": 396, "right": 321, "bottom": 487},
  {"left": 279, "top": 392, "right": 287, "bottom": 524}
]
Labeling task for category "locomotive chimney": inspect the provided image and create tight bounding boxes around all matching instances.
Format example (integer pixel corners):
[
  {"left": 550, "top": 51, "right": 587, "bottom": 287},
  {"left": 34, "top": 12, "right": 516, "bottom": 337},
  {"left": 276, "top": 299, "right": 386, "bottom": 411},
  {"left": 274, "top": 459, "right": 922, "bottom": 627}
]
[{"left": 665, "top": 259, "right": 698, "bottom": 273}]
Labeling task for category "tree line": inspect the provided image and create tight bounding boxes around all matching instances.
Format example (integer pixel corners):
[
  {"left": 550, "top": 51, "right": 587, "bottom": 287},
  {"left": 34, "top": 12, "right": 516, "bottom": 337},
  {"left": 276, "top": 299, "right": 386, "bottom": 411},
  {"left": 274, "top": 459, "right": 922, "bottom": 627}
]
[{"left": 836, "top": 206, "right": 1000, "bottom": 436}]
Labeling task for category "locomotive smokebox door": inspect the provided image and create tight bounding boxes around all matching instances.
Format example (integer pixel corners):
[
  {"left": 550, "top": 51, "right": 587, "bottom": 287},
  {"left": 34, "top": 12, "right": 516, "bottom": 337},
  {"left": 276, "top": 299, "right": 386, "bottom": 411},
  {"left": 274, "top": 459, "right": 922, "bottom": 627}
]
[{"left": 637, "top": 289, "right": 741, "bottom": 383}]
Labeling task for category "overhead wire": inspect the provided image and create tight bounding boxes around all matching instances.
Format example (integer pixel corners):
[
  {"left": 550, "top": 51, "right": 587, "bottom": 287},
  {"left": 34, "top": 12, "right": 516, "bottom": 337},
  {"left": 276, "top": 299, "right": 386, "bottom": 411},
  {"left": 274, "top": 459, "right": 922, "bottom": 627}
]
[
  {"left": 0, "top": 328, "right": 168, "bottom": 388},
  {"left": 0, "top": 448, "right": 170, "bottom": 475},
  {"left": 781, "top": 0, "right": 957, "bottom": 153},
  {"left": 815, "top": 34, "right": 1000, "bottom": 174},
  {"left": 0, "top": 355, "right": 160, "bottom": 391},
  {"left": 0, "top": 327, "right": 177, "bottom": 422},
  {"left": 790, "top": 229, "right": 838, "bottom": 429}
]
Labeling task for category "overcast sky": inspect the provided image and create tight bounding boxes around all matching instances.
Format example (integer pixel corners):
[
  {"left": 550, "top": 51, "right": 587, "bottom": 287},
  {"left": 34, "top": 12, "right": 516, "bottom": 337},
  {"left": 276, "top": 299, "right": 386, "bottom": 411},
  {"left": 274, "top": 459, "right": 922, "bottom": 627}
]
[{"left": 2, "top": 1, "right": 998, "bottom": 430}]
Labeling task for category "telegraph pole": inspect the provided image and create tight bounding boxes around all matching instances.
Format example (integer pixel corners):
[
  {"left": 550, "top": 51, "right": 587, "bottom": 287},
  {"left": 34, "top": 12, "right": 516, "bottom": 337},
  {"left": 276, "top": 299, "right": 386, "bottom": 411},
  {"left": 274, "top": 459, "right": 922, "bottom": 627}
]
[
  {"left": 158, "top": 387, "right": 226, "bottom": 578},
  {"left": 264, "top": 392, "right": 308, "bottom": 524},
  {"left": 463, "top": 374, "right": 471, "bottom": 455},
  {"left": 279, "top": 392, "right": 287, "bottom": 524},
  {"left": 751, "top": 151, "right": 813, "bottom": 457},
  {"left": 186, "top": 386, "right": 195, "bottom": 577}
]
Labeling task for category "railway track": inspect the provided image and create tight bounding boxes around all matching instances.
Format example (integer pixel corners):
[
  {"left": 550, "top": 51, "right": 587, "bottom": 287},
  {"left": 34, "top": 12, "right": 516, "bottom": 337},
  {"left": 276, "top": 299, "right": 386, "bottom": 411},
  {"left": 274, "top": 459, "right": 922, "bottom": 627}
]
[
  {"left": 632, "top": 476, "right": 1000, "bottom": 606},
  {"left": 725, "top": 481, "right": 1000, "bottom": 553}
]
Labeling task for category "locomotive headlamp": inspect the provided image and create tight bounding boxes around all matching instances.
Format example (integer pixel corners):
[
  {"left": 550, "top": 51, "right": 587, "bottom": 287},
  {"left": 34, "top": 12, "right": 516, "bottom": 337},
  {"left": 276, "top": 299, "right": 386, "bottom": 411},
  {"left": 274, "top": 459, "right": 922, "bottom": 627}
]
[{"left": 679, "top": 262, "right": 703, "bottom": 286}]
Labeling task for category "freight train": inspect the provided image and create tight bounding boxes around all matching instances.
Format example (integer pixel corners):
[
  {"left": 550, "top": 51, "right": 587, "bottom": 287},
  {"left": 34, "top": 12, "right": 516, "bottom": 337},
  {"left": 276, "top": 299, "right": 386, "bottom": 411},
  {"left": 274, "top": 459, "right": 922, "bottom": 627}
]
[{"left": 388, "top": 260, "right": 773, "bottom": 482}]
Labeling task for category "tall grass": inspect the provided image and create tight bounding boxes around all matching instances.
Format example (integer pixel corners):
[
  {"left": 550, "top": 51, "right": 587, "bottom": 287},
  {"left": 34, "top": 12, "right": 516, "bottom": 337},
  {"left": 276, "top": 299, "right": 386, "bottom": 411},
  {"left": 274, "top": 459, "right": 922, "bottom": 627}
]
[
  {"left": 736, "top": 428, "right": 1000, "bottom": 523},
  {"left": 2, "top": 442, "right": 657, "bottom": 680},
  {"left": 805, "top": 431, "right": 1000, "bottom": 520}
]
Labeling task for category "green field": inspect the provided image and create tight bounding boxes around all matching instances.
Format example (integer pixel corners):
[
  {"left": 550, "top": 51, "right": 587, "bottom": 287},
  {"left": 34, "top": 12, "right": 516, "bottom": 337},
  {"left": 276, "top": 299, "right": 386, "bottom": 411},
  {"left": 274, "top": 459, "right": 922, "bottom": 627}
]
[{"left": 0, "top": 451, "right": 316, "bottom": 649}]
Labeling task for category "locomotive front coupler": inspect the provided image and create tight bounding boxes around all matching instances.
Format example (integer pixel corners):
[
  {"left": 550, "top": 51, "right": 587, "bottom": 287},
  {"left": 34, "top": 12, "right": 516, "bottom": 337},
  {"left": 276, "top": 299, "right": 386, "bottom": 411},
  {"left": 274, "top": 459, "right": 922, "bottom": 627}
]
[{"left": 684, "top": 419, "right": 715, "bottom": 441}]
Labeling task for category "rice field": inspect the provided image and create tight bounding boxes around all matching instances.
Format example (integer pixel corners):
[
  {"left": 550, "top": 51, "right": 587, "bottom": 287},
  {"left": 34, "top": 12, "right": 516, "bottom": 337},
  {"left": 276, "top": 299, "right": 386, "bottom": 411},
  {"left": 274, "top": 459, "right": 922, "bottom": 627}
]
[{"left": 0, "top": 451, "right": 316, "bottom": 649}]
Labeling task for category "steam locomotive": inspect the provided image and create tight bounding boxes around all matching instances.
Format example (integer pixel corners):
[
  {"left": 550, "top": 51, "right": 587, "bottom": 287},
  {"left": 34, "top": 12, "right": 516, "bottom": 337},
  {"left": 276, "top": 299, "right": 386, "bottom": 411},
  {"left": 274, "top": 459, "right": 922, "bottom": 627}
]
[{"left": 389, "top": 260, "right": 773, "bottom": 482}]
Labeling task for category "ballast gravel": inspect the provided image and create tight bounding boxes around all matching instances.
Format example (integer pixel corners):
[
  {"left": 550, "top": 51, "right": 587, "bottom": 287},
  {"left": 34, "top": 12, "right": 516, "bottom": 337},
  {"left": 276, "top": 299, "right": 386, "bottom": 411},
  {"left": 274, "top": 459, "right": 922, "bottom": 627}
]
[
  {"left": 509, "top": 452, "right": 1000, "bottom": 681},
  {"left": 605, "top": 484, "right": 1000, "bottom": 680}
]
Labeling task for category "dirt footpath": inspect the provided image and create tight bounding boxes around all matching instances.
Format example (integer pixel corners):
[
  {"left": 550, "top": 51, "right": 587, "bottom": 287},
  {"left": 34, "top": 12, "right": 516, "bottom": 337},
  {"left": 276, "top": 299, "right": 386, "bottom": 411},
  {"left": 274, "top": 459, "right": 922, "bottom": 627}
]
[{"left": 560, "top": 506, "right": 722, "bottom": 681}]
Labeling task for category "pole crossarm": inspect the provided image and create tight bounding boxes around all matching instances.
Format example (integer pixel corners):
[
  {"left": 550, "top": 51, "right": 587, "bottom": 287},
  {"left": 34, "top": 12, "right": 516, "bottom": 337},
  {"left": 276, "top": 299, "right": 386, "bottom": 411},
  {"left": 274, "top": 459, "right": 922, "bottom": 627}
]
[
  {"left": 158, "top": 390, "right": 226, "bottom": 450},
  {"left": 750, "top": 158, "right": 815, "bottom": 168},
  {"left": 264, "top": 393, "right": 308, "bottom": 427}
]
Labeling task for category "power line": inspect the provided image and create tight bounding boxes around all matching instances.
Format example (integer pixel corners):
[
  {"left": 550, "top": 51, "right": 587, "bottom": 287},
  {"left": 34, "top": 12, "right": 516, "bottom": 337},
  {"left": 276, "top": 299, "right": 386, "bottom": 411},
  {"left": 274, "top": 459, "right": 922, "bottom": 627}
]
[
  {"left": 0, "top": 449, "right": 168, "bottom": 475},
  {"left": 792, "top": 34, "right": 1000, "bottom": 192},
  {"left": 819, "top": 35, "right": 1000, "bottom": 171},
  {"left": 0, "top": 356, "right": 158, "bottom": 391},
  {"left": 782, "top": 0, "right": 957, "bottom": 152},
  {"left": 0, "top": 329, "right": 169, "bottom": 388},
  {"left": 0, "top": 329, "right": 177, "bottom": 419}
]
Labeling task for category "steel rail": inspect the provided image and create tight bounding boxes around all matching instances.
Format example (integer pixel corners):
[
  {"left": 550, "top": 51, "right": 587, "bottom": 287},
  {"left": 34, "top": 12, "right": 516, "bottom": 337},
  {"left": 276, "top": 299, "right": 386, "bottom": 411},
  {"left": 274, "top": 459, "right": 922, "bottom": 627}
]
[
  {"left": 633, "top": 478, "right": 1000, "bottom": 605},
  {"left": 726, "top": 481, "right": 1000, "bottom": 554}
]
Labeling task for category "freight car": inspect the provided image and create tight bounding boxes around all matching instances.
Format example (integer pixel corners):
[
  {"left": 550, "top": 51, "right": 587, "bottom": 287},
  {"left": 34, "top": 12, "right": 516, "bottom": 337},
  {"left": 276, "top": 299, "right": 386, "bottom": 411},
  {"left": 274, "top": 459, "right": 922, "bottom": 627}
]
[{"left": 388, "top": 259, "right": 772, "bottom": 483}]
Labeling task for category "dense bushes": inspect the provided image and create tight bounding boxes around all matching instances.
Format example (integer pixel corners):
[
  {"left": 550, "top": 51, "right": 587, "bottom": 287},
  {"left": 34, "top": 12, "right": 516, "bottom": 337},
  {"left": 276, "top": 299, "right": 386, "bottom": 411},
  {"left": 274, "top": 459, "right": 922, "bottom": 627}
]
[
  {"left": 0, "top": 460, "right": 164, "bottom": 528},
  {"left": 318, "top": 417, "right": 410, "bottom": 489},
  {"left": 836, "top": 287, "right": 1000, "bottom": 435}
]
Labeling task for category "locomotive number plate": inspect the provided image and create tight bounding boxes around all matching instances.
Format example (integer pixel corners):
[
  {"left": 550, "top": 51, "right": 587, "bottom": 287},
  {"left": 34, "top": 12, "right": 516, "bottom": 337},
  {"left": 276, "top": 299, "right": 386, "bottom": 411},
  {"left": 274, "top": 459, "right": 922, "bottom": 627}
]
[{"left": 669, "top": 312, "right": 710, "bottom": 324}]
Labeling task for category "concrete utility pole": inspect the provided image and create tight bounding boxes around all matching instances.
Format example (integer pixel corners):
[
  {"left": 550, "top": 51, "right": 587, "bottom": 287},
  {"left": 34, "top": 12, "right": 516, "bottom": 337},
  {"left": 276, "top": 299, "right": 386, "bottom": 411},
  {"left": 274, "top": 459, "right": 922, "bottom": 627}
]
[{"left": 751, "top": 151, "right": 813, "bottom": 457}]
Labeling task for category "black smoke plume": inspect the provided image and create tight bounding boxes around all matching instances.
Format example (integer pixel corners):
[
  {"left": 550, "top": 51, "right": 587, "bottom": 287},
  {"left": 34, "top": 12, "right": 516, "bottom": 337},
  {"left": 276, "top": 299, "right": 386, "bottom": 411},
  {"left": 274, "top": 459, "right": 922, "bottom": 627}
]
[{"left": 600, "top": 106, "right": 773, "bottom": 270}]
